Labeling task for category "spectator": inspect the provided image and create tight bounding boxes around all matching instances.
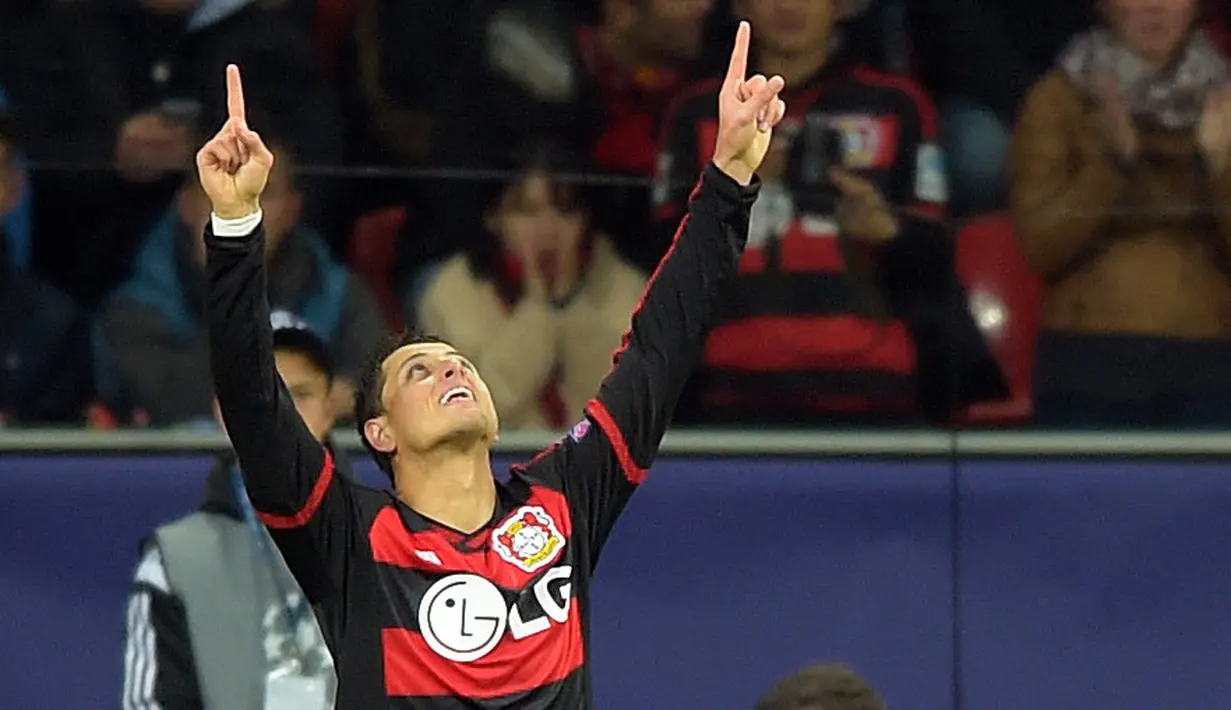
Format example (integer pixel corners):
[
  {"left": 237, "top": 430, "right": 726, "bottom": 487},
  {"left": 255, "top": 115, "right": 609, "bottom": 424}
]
[
  {"left": 654, "top": 0, "right": 1006, "bottom": 424},
  {"left": 755, "top": 663, "right": 887, "bottom": 710},
  {"left": 398, "top": 0, "right": 716, "bottom": 289},
  {"left": 324, "top": 0, "right": 486, "bottom": 229},
  {"left": 352, "top": 0, "right": 483, "bottom": 167},
  {"left": 0, "top": 0, "right": 344, "bottom": 306},
  {"left": 1011, "top": 0, "right": 1231, "bottom": 426},
  {"left": 96, "top": 139, "right": 388, "bottom": 427},
  {"left": 909, "top": 0, "right": 1095, "bottom": 217},
  {"left": 121, "top": 313, "right": 340, "bottom": 710},
  {"left": 415, "top": 138, "right": 647, "bottom": 430},
  {"left": 0, "top": 0, "right": 130, "bottom": 304},
  {"left": 0, "top": 111, "right": 92, "bottom": 425},
  {"left": 91, "top": 0, "right": 344, "bottom": 193}
]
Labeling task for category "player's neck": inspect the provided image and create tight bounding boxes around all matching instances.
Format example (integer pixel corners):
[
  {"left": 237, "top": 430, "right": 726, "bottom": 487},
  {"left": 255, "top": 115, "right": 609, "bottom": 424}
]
[
  {"left": 394, "top": 446, "right": 497, "bottom": 534},
  {"left": 758, "top": 43, "right": 832, "bottom": 90}
]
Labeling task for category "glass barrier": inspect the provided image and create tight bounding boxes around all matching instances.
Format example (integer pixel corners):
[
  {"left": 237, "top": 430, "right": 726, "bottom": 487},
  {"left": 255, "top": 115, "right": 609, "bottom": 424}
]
[
  {"left": 10, "top": 155, "right": 1231, "bottom": 434},
  {"left": 3, "top": 0, "right": 1228, "bottom": 434}
]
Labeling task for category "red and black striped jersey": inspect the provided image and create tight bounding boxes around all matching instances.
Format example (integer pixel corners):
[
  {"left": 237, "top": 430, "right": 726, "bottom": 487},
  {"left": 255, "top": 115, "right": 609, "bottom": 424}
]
[
  {"left": 204, "top": 164, "right": 758, "bottom": 708},
  {"left": 652, "top": 61, "right": 950, "bottom": 420}
]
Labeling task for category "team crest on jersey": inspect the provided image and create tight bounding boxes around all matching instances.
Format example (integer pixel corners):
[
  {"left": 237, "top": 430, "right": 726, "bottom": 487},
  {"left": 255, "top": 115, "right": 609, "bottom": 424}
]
[
  {"left": 829, "top": 114, "right": 899, "bottom": 169},
  {"left": 492, "top": 506, "right": 565, "bottom": 573},
  {"left": 568, "top": 418, "right": 591, "bottom": 442}
]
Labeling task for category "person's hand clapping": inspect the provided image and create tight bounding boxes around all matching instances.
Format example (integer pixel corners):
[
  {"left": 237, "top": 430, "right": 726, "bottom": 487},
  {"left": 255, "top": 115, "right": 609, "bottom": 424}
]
[
  {"left": 115, "top": 110, "right": 193, "bottom": 182},
  {"left": 712, "top": 22, "right": 788, "bottom": 185},
  {"left": 1198, "top": 84, "right": 1231, "bottom": 175},
  {"left": 195, "top": 65, "right": 274, "bottom": 220}
]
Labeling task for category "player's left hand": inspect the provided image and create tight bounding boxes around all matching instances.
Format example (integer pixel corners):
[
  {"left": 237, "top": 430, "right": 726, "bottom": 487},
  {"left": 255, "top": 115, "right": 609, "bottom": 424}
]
[{"left": 712, "top": 21, "right": 787, "bottom": 186}]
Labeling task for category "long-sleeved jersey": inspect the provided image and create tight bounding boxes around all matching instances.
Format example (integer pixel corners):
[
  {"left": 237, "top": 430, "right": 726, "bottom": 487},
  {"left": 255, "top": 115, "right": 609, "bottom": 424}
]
[{"left": 205, "top": 164, "right": 757, "bottom": 708}]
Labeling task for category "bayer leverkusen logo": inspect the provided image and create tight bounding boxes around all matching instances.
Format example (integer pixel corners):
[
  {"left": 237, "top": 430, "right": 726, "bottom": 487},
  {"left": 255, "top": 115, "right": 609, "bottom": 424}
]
[{"left": 492, "top": 506, "right": 565, "bottom": 574}]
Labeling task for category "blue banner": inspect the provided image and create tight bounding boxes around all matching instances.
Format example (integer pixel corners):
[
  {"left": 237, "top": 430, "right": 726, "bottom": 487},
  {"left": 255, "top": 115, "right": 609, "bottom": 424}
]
[{"left": 0, "top": 454, "right": 1227, "bottom": 709}]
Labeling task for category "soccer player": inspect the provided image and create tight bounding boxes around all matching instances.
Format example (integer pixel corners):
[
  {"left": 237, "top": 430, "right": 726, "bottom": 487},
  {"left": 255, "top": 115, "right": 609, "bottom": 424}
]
[{"left": 199, "top": 21, "right": 786, "bottom": 709}]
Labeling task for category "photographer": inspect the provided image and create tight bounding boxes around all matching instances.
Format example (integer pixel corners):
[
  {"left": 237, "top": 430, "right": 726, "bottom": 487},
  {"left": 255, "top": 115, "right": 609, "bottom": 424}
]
[{"left": 653, "top": 0, "right": 1005, "bottom": 424}]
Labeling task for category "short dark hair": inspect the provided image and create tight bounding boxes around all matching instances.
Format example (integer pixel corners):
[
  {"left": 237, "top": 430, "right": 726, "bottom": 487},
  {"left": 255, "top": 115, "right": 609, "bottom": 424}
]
[
  {"left": 754, "top": 664, "right": 886, "bottom": 710},
  {"left": 468, "top": 135, "right": 593, "bottom": 304},
  {"left": 272, "top": 329, "right": 334, "bottom": 384},
  {"left": 354, "top": 329, "right": 453, "bottom": 481}
]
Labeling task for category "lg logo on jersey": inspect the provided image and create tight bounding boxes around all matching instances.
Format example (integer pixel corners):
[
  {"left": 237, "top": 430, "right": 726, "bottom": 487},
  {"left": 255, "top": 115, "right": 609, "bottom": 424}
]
[{"left": 418, "top": 566, "right": 573, "bottom": 662}]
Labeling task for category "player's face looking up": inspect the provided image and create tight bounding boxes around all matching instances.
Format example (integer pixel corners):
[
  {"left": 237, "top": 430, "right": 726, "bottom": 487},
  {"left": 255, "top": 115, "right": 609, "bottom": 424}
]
[{"left": 363, "top": 342, "right": 499, "bottom": 462}]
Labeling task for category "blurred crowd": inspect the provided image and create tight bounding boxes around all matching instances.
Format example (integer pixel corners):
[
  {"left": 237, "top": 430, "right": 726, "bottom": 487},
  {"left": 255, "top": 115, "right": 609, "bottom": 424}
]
[{"left": 3, "top": 0, "right": 1231, "bottom": 431}]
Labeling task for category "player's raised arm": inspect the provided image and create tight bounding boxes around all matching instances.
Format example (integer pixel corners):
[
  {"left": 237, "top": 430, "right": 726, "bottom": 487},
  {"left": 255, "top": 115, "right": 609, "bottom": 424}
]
[
  {"left": 200, "top": 65, "right": 353, "bottom": 600},
  {"left": 523, "top": 23, "right": 786, "bottom": 553}
]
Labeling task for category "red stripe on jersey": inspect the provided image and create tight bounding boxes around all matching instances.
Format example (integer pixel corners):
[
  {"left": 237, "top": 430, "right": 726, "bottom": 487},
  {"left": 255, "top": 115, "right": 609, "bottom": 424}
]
[
  {"left": 585, "top": 398, "right": 647, "bottom": 484},
  {"left": 705, "top": 315, "right": 916, "bottom": 374},
  {"left": 382, "top": 598, "right": 585, "bottom": 698},
  {"left": 256, "top": 448, "right": 335, "bottom": 529},
  {"left": 370, "top": 487, "right": 574, "bottom": 589}
]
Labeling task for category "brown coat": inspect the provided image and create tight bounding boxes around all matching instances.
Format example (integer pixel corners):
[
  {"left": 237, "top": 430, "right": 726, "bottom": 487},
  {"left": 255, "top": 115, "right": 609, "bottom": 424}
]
[
  {"left": 1010, "top": 70, "right": 1231, "bottom": 338},
  {"left": 418, "top": 235, "right": 647, "bottom": 430}
]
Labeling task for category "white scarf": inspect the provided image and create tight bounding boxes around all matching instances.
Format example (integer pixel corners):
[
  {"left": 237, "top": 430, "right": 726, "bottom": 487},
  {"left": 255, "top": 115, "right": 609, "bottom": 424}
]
[{"left": 1059, "top": 28, "right": 1230, "bottom": 129}]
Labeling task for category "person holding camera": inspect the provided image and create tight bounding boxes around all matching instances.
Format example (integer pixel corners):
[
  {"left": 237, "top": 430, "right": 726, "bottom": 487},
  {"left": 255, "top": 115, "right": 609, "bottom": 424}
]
[{"left": 653, "top": 0, "right": 1006, "bottom": 425}]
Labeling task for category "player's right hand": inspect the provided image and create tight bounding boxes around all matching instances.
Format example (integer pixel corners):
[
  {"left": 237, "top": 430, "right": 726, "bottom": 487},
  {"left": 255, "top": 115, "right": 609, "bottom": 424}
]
[{"left": 195, "top": 64, "right": 274, "bottom": 220}]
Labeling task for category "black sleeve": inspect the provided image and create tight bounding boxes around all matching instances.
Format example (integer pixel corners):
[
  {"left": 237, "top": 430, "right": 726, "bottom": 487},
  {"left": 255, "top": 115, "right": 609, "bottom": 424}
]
[
  {"left": 122, "top": 547, "right": 204, "bottom": 710},
  {"left": 520, "top": 164, "right": 758, "bottom": 562},
  {"left": 205, "top": 224, "right": 356, "bottom": 603}
]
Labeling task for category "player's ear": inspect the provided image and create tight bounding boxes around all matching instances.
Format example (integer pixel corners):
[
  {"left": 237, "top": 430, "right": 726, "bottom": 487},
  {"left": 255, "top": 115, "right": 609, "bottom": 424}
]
[{"left": 364, "top": 416, "right": 396, "bottom": 454}]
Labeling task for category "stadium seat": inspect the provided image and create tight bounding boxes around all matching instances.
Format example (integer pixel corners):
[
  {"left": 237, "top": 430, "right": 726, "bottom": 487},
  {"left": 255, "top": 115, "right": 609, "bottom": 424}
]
[
  {"left": 84, "top": 402, "right": 119, "bottom": 430},
  {"left": 348, "top": 206, "right": 407, "bottom": 331},
  {"left": 954, "top": 213, "right": 1042, "bottom": 426}
]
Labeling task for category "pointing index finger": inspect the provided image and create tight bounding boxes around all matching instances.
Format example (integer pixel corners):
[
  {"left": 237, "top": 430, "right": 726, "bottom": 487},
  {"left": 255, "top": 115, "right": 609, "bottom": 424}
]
[
  {"left": 226, "top": 64, "right": 246, "bottom": 124},
  {"left": 724, "top": 21, "right": 750, "bottom": 92}
]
